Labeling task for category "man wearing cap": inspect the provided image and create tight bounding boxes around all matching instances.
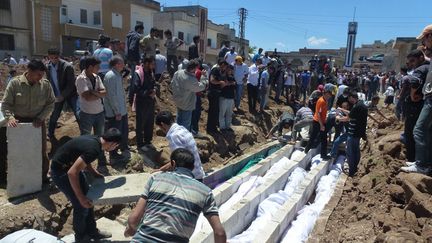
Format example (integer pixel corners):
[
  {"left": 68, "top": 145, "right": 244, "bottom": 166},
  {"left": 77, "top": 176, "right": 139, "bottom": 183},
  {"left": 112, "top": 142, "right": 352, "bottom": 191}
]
[
  {"left": 304, "top": 85, "right": 334, "bottom": 160},
  {"left": 401, "top": 24, "right": 432, "bottom": 174},
  {"left": 233, "top": 56, "right": 248, "bottom": 111}
]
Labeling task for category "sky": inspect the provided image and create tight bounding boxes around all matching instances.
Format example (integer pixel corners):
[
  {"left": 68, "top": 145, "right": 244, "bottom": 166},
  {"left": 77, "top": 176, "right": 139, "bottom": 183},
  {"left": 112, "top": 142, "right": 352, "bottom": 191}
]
[{"left": 159, "top": 0, "right": 432, "bottom": 52}]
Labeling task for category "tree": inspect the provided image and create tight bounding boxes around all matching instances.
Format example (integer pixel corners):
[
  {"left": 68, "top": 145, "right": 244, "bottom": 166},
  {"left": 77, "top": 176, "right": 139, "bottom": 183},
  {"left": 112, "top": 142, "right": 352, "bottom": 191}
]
[{"left": 248, "top": 45, "right": 257, "bottom": 54}]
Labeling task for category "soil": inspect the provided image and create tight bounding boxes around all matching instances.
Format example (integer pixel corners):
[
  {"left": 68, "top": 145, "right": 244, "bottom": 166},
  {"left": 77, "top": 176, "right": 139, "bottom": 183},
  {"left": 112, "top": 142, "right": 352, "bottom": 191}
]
[
  {"left": 318, "top": 108, "right": 432, "bottom": 242},
  {"left": 0, "top": 64, "right": 289, "bottom": 238}
]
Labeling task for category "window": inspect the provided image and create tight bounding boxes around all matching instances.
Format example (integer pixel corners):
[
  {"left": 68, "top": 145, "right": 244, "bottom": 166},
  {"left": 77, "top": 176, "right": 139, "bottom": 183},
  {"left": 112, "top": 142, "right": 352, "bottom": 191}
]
[
  {"left": 93, "top": 10, "right": 101, "bottom": 25},
  {"left": 41, "top": 7, "right": 52, "bottom": 41},
  {"left": 186, "top": 33, "right": 192, "bottom": 44},
  {"left": 0, "top": 34, "right": 14, "bottom": 50},
  {"left": 80, "top": 9, "right": 87, "bottom": 24},
  {"left": 207, "top": 38, "right": 212, "bottom": 47},
  {"left": 61, "top": 5, "right": 67, "bottom": 16},
  {"left": 178, "top": 31, "right": 184, "bottom": 41},
  {"left": 0, "top": 0, "right": 11, "bottom": 10},
  {"left": 112, "top": 13, "right": 122, "bottom": 28}
]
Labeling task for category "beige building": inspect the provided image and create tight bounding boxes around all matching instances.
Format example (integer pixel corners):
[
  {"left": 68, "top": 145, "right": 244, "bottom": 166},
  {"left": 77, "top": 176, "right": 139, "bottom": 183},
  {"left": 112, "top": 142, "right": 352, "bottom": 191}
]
[
  {"left": 154, "top": 5, "right": 249, "bottom": 63},
  {"left": 0, "top": 0, "right": 32, "bottom": 59},
  {"left": 2, "top": 0, "right": 247, "bottom": 61},
  {"left": 0, "top": 0, "right": 160, "bottom": 57}
]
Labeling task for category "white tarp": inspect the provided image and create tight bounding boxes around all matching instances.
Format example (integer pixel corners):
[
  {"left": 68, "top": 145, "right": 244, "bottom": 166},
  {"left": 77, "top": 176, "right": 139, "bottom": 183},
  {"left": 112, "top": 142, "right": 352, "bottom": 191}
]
[
  {"left": 228, "top": 167, "right": 307, "bottom": 242},
  {"left": 281, "top": 155, "right": 345, "bottom": 243},
  {"left": 0, "top": 229, "right": 60, "bottom": 243}
]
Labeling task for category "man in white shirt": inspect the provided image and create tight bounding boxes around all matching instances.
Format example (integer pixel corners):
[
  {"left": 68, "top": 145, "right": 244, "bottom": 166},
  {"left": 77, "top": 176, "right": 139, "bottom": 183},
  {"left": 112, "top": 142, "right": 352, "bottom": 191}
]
[
  {"left": 247, "top": 59, "right": 262, "bottom": 113},
  {"left": 233, "top": 56, "right": 248, "bottom": 111},
  {"left": 224, "top": 47, "right": 238, "bottom": 65},
  {"left": 18, "top": 56, "right": 30, "bottom": 65},
  {"left": 155, "top": 111, "right": 205, "bottom": 180},
  {"left": 261, "top": 52, "right": 271, "bottom": 66}
]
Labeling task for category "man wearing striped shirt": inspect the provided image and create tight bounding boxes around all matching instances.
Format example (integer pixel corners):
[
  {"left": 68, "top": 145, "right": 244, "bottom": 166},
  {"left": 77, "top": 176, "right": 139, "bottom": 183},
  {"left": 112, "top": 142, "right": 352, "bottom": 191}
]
[{"left": 124, "top": 148, "right": 226, "bottom": 243}]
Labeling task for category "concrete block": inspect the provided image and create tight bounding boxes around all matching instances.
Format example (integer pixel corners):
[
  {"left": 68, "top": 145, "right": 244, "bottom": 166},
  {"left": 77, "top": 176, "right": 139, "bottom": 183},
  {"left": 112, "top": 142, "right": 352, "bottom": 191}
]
[
  {"left": 87, "top": 173, "right": 150, "bottom": 205},
  {"left": 254, "top": 157, "right": 332, "bottom": 243},
  {"left": 7, "top": 124, "right": 42, "bottom": 198},
  {"left": 62, "top": 217, "right": 131, "bottom": 243}
]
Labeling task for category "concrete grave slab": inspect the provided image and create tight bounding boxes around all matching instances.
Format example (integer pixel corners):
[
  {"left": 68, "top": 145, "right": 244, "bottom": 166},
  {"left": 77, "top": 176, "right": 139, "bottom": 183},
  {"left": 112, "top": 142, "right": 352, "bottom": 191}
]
[
  {"left": 7, "top": 124, "right": 42, "bottom": 198},
  {"left": 252, "top": 156, "right": 332, "bottom": 243},
  {"left": 87, "top": 173, "right": 150, "bottom": 205},
  {"left": 61, "top": 217, "right": 131, "bottom": 243}
]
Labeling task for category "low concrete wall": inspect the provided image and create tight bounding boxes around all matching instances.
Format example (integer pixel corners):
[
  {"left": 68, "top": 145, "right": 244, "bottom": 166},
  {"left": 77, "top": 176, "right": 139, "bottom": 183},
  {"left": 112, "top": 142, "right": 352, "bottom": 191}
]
[
  {"left": 190, "top": 147, "right": 317, "bottom": 243},
  {"left": 203, "top": 141, "right": 281, "bottom": 189},
  {"left": 252, "top": 156, "right": 332, "bottom": 243}
]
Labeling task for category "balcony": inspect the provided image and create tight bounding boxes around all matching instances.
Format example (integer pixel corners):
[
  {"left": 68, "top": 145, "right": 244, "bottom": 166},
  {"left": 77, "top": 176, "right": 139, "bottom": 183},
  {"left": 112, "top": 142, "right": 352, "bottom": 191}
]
[{"left": 60, "top": 22, "right": 104, "bottom": 40}]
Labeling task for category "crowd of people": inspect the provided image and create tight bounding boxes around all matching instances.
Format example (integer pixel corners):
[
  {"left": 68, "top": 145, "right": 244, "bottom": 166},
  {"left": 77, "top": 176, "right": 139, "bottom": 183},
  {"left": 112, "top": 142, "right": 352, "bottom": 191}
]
[{"left": 1, "top": 22, "right": 432, "bottom": 242}]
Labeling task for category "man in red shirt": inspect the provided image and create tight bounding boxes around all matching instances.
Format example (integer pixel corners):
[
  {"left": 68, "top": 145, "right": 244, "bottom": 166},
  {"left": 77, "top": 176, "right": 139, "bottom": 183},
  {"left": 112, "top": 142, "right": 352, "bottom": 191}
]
[{"left": 305, "top": 86, "right": 334, "bottom": 159}]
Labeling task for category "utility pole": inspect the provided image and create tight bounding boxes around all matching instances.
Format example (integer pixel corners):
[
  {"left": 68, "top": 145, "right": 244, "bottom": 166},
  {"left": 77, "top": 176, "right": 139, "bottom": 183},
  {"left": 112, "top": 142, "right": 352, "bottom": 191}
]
[{"left": 238, "top": 8, "right": 248, "bottom": 57}]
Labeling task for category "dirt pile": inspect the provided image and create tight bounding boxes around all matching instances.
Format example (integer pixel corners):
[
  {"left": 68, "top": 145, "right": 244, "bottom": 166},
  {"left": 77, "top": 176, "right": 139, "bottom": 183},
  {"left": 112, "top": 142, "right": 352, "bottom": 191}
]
[{"left": 319, "top": 109, "right": 432, "bottom": 242}]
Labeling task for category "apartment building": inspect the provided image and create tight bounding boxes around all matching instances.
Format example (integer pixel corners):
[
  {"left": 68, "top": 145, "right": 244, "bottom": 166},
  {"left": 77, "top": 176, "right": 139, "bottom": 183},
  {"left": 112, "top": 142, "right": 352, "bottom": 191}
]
[
  {"left": 0, "top": 0, "right": 248, "bottom": 62},
  {"left": 0, "top": 0, "right": 31, "bottom": 59}
]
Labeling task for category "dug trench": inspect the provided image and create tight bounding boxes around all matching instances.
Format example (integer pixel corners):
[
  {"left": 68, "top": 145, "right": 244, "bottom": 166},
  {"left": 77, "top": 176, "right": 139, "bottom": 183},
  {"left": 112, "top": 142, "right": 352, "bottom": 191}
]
[
  {"left": 0, "top": 71, "right": 292, "bottom": 238},
  {"left": 314, "top": 108, "right": 432, "bottom": 242}
]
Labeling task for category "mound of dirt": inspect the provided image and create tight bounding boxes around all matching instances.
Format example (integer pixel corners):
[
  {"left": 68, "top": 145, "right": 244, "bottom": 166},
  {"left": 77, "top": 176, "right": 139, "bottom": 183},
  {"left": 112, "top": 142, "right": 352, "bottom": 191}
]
[{"left": 319, "top": 108, "right": 432, "bottom": 242}]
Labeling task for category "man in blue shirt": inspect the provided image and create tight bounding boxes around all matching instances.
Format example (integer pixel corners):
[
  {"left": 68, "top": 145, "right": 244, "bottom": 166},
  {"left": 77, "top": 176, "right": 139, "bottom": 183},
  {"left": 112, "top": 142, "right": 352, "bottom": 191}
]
[
  {"left": 93, "top": 34, "right": 113, "bottom": 80},
  {"left": 300, "top": 70, "right": 311, "bottom": 102}
]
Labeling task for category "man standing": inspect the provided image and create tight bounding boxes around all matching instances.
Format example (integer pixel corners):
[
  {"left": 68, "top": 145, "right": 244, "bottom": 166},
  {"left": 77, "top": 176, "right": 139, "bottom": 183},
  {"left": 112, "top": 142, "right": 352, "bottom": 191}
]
[
  {"left": 233, "top": 56, "right": 248, "bottom": 112},
  {"left": 46, "top": 48, "right": 79, "bottom": 139},
  {"left": 207, "top": 60, "right": 228, "bottom": 133},
  {"left": 188, "top": 35, "right": 200, "bottom": 60},
  {"left": 155, "top": 111, "right": 205, "bottom": 179},
  {"left": 3, "top": 53, "right": 17, "bottom": 65},
  {"left": 300, "top": 70, "right": 311, "bottom": 102},
  {"left": 140, "top": 27, "right": 159, "bottom": 58},
  {"left": 93, "top": 35, "right": 113, "bottom": 80},
  {"left": 224, "top": 47, "right": 237, "bottom": 65},
  {"left": 259, "top": 65, "right": 270, "bottom": 112},
  {"left": 401, "top": 25, "right": 432, "bottom": 174},
  {"left": 76, "top": 57, "right": 107, "bottom": 165},
  {"left": 218, "top": 41, "right": 230, "bottom": 60},
  {"left": 124, "top": 148, "right": 226, "bottom": 243},
  {"left": 1, "top": 59, "right": 55, "bottom": 181},
  {"left": 164, "top": 30, "right": 184, "bottom": 76},
  {"left": 252, "top": 48, "right": 263, "bottom": 63},
  {"left": 125, "top": 23, "right": 144, "bottom": 76},
  {"left": 171, "top": 60, "right": 208, "bottom": 131},
  {"left": 103, "top": 56, "right": 130, "bottom": 162},
  {"left": 129, "top": 57, "right": 156, "bottom": 149},
  {"left": 304, "top": 86, "right": 333, "bottom": 159},
  {"left": 154, "top": 49, "right": 167, "bottom": 81},
  {"left": 50, "top": 128, "right": 121, "bottom": 242},
  {"left": 247, "top": 59, "right": 261, "bottom": 113},
  {"left": 344, "top": 92, "right": 368, "bottom": 176}
]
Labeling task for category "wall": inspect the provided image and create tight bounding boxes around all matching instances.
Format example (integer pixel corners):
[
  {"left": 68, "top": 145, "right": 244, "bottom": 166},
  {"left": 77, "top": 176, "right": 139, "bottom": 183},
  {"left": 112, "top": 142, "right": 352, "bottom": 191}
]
[
  {"left": 0, "top": 0, "right": 31, "bottom": 58},
  {"left": 61, "top": 0, "right": 102, "bottom": 27},
  {"left": 130, "top": 4, "right": 158, "bottom": 35},
  {"left": 33, "top": 0, "right": 61, "bottom": 56}
]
